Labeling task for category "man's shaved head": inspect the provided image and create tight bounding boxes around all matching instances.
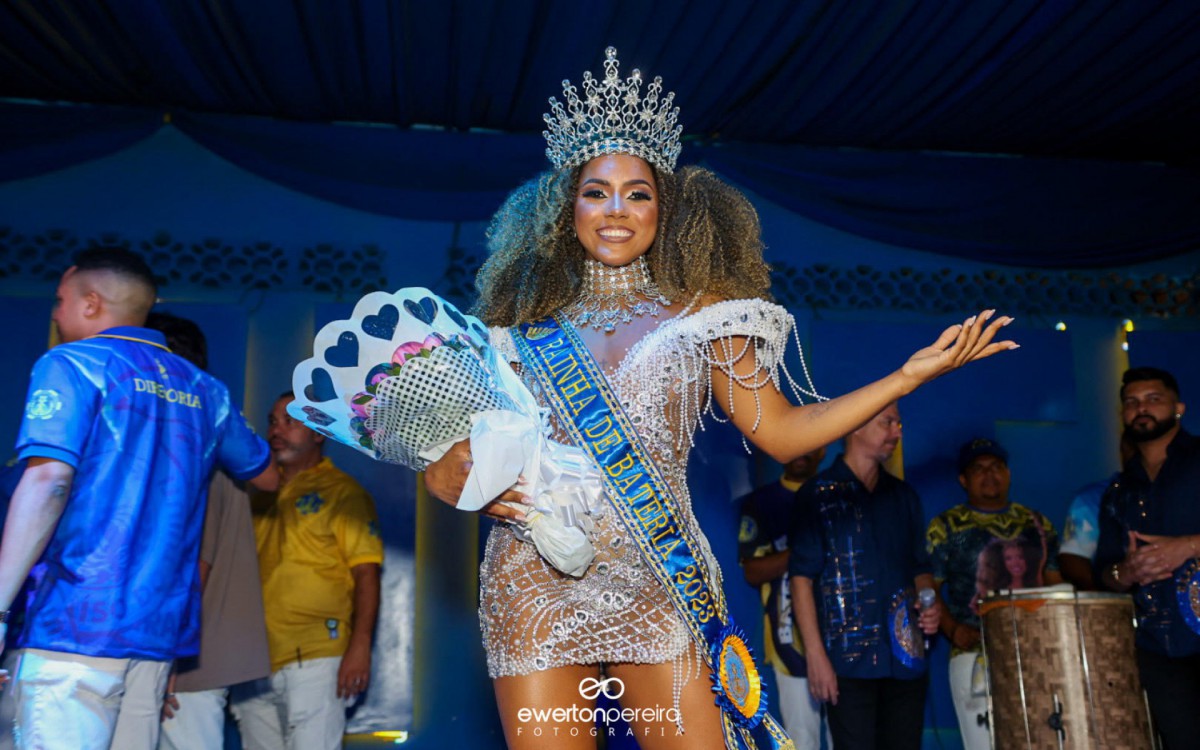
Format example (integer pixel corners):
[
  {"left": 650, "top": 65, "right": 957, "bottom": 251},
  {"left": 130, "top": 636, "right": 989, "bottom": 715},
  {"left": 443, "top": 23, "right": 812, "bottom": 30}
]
[
  {"left": 70, "top": 248, "right": 157, "bottom": 318},
  {"left": 53, "top": 248, "right": 158, "bottom": 342}
]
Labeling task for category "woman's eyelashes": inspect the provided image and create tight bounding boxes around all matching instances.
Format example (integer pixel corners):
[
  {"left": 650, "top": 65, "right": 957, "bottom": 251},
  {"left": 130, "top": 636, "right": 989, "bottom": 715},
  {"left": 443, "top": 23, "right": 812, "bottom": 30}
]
[{"left": 580, "top": 188, "right": 654, "bottom": 201}]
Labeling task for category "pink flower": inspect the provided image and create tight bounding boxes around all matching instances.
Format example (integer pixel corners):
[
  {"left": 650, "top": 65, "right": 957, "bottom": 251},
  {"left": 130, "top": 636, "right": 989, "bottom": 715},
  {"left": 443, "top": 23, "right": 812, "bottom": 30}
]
[
  {"left": 350, "top": 391, "right": 374, "bottom": 420},
  {"left": 391, "top": 333, "right": 447, "bottom": 366}
]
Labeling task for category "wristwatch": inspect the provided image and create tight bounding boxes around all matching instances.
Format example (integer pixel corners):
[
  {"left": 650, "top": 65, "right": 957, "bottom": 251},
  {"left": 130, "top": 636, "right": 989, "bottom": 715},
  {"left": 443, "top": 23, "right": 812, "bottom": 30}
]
[{"left": 1110, "top": 563, "right": 1123, "bottom": 585}]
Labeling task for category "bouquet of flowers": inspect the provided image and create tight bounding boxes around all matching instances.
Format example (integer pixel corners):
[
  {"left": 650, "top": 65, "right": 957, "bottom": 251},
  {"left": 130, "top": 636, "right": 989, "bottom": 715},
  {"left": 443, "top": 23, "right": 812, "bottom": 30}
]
[{"left": 288, "top": 288, "right": 602, "bottom": 576}]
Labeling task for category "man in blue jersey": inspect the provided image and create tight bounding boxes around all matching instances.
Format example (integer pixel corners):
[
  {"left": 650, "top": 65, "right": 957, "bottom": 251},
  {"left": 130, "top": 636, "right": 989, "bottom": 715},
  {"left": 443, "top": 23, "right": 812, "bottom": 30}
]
[{"left": 0, "top": 249, "right": 276, "bottom": 750}]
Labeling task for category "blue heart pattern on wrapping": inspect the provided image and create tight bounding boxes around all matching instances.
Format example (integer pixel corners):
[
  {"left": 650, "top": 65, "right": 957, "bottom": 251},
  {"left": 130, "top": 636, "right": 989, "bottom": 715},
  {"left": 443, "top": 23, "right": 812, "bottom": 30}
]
[
  {"left": 443, "top": 302, "right": 468, "bottom": 330},
  {"left": 302, "top": 406, "right": 336, "bottom": 426},
  {"left": 304, "top": 368, "right": 337, "bottom": 402},
  {"left": 324, "top": 331, "right": 359, "bottom": 367},
  {"left": 403, "top": 297, "right": 438, "bottom": 325},
  {"left": 362, "top": 304, "right": 399, "bottom": 339}
]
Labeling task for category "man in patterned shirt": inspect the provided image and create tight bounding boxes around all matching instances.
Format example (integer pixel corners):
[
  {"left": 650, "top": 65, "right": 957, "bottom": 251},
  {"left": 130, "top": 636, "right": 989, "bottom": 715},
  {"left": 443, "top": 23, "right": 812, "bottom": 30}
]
[
  {"left": 790, "top": 403, "right": 939, "bottom": 749},
  {"left": 738, "top": 445, "right": 829, "bottom": 747},
  {"left": 926, "top": 438, "right": 1062, "bottom": 750}
]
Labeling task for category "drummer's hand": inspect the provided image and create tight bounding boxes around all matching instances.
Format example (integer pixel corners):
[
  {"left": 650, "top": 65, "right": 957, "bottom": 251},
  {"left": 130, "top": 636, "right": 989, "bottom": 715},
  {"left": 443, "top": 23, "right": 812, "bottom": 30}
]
[
  {"left": 899, "top": 310, "right": 1017, "bottom": 386},
  {"left": 951, "top": 623, "right": 981, "bottom": 651},
  {"left": 806, "top": 650, "right": 839, "bottom": 705},
  {"left": 423, "top": 440, "right": 531, "bottom": 522},
  {"left": 918, "top": 601, "right": 941, "bottom": 635},
  {"left": 1128, "top": 531, "right": 1197, "bottom": 584}
]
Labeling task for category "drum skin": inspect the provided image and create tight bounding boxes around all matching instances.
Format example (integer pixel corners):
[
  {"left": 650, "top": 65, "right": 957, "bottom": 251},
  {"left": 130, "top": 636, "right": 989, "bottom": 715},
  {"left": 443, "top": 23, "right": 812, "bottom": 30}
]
[{"left": 980, "top": 589, "right": 1152, "bottom": 750}]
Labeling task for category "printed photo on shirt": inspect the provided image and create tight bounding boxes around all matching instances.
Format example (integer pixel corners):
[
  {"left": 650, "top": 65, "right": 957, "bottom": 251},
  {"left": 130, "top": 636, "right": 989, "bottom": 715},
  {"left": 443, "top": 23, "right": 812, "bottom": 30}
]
[{"left": 969, "top": 531, "right": 1049, "bottom": 614}]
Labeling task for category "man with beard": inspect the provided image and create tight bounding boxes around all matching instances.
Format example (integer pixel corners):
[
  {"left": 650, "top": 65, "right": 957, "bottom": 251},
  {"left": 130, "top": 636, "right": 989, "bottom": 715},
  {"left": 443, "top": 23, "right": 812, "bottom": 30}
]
[
  {"left": 738, "top": 446, "right": 830, "bottom": 747},
  {"left": 1096, "top": 367, "right": 1200, "bottom": 750},
  {"left": 926, "top": 437, "right": 1061, "bottom": 750},
  {"left": 789, "top": 403, "right": 940, "bottom": 749}
]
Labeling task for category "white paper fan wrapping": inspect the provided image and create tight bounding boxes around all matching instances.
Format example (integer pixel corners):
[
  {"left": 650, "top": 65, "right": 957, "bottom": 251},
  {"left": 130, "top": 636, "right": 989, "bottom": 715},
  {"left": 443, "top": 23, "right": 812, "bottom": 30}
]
[
  {"left": 288, "top": 288, "right": 520, "bottom": 467},
  {"left": 288, "top": 287, "right": 603, "bottom": 577}
]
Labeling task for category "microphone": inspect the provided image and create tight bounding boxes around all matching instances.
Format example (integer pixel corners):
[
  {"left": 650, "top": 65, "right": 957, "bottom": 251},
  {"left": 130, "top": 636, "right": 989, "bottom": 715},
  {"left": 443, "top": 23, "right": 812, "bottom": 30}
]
[{"left": 918, "top": 587, "right": 937, "bottom": 655}]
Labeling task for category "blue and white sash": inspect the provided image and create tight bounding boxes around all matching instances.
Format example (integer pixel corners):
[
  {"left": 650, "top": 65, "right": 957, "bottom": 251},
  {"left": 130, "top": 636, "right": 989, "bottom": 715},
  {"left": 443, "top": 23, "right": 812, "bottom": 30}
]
[{"left": 515, "top": 314, "right": 792, "bottom": 750}]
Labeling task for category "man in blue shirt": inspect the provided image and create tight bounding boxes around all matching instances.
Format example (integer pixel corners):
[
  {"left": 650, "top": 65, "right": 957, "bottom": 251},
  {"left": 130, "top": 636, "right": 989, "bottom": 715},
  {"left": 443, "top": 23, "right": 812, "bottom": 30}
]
[
  {"left": 738, "top": 446, "right": 830, "bottom": 748},
  {"left": 1058, "top": 433, "right": 1134, "bottom": 591},
  {"left": 1096, "top": 367, "right": 1200, "bottom": 750},
  {"left": 789, "top": 403, "right": 939, "bottom": 749},
  {"left": 0, "top": 249, "right": 276, "bottom": 750}
]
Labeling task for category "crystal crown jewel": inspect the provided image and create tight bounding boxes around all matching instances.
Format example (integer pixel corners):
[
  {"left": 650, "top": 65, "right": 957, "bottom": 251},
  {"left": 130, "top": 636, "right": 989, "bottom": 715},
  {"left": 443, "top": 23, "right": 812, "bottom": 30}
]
[{"left": 543, "top": 46, "right": 683, "bottom": 173}]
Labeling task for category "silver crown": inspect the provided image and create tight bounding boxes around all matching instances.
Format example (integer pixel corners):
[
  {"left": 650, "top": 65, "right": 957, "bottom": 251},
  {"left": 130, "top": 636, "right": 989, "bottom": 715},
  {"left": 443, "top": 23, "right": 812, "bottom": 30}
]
[{"left": 543, "top": 47, "right": 683, "bottom": 173}]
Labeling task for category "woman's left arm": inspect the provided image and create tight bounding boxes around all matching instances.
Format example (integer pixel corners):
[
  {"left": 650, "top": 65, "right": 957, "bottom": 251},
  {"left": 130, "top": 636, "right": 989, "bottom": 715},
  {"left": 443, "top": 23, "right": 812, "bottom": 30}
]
[{"left": 711, "top": 310, "right": 1015, "bottom": 462}]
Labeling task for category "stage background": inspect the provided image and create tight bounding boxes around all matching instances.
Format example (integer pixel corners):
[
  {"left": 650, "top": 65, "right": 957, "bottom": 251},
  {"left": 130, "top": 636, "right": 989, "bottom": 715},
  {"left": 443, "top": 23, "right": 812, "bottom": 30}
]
[
  {"left": 0, "top": 126, "right": 1195, "bottom": 748},
  {"left": 2, "top": 4, "right": 1199, "bottom": 744}
]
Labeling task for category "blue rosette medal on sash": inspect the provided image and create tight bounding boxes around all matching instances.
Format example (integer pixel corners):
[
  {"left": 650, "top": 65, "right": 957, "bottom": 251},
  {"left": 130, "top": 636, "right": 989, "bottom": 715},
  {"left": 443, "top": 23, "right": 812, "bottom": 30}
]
[
  {"left": 1177, "top": 558, "right": 1200, "bottom": 636},
  {"left": 887, "top": 589, "right": 926, "bottom": 671},
  {"left": 514, "top": 314, "right": 791, "bottom": 750}
]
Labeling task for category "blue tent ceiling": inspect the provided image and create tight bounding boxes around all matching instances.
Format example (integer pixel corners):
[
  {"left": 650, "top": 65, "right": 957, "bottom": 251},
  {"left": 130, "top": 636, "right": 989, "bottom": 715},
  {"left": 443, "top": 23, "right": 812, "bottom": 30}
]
[{"left": 1, "top": 1, "right": 1199, "bottom": 268}]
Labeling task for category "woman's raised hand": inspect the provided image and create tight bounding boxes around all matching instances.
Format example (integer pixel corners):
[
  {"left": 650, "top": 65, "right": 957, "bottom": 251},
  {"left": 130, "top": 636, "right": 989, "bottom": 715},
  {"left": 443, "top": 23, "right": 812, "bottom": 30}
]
[
  {"left": 900, "top": 310, "right": 1017, "bottom": 386},
  {"left": 422, "top": 439, "right": 531, "bottom": 522}
]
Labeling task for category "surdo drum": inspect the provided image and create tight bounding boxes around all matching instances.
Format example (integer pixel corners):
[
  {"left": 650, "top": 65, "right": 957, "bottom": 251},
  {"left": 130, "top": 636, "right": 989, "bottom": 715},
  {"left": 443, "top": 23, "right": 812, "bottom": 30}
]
[{"left": 979, "top": 588, "right": 1153, "bottom": 750}]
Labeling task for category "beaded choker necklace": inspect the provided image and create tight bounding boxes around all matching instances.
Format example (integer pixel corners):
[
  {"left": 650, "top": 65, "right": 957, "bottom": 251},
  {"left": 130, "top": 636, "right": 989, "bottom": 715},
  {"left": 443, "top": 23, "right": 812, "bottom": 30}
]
[{"left": 565, "top": 256, "right": 672, "bottom": 333}]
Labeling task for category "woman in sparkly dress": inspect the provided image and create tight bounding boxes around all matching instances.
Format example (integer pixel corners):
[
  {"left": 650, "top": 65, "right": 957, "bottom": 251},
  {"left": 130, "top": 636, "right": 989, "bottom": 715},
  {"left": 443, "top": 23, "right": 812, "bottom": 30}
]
[{"left": 424, "top": 48, "right": 1015, "bottom": 750}]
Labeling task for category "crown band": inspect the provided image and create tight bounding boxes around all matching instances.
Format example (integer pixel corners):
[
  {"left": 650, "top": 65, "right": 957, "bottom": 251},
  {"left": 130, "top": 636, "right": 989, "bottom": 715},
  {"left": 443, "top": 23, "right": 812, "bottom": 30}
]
[{"left": 542, "top": 47, "right": 683, "bottom": 173}]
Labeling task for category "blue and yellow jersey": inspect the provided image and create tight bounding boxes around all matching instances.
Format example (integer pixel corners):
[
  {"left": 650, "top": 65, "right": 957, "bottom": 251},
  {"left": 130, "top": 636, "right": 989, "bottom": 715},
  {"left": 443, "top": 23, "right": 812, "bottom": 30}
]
[
  {"left": 253, "top": 457, "right": 383, "bottom": 671},
  {"left": 16, "top": 326, "right": 269, "bottom": 660}
]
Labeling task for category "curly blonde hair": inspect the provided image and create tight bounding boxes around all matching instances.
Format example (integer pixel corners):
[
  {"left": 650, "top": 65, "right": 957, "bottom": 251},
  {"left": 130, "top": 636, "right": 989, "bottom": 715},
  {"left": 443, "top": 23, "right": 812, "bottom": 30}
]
[{"left": 472, "top": 163, "right": 772, "bottom": 326}]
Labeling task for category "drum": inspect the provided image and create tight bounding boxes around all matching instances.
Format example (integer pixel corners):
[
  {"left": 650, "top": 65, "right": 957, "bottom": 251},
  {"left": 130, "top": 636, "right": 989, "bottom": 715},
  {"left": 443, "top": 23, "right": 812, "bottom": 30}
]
[{"left": 980, "top": 587, "right": 1153, "bottom": 750}]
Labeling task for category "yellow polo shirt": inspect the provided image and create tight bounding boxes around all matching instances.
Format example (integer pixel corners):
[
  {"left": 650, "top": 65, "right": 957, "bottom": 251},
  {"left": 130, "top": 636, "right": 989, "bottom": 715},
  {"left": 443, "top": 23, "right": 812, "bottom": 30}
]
[{"left": 252, "top": 457, "right": 384, "bottom": 671}]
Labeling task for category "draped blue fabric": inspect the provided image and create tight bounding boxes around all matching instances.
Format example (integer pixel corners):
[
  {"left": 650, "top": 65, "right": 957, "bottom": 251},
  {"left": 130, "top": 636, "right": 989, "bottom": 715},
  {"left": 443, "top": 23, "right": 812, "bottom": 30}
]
[
  {"left": 3, "top": 2, "right": 1197, "bottom": 165},
  {"left": 0, "top": 102, "right": 160, "bottom": 183},
  {"left": 2, "top": 99, "right": 1198, "bottom": 268},
  {"left": 702, "top": 144, "right": 1200, "bottom": 268},
  {"left": 2, "top": 0, "right": 1199, "bottom": 267},
  {"left": 9, "top": 0, "right": 1200, "bottom": 163},
  {"left": 172, "top": 112, "right": 549, "bottom": 222}
]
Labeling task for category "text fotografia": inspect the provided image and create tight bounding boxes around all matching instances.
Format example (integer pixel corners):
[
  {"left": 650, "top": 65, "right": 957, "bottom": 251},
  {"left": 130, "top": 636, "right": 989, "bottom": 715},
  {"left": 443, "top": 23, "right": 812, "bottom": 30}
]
[{"left": 514, "top": 678, "right": 682, "bottom": 737}]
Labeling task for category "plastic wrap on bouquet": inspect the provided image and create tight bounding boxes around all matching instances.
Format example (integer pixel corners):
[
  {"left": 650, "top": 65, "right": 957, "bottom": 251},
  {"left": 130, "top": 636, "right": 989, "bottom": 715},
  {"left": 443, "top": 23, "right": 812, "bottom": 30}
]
[{"left": 288, "top": 288, "right": 603, "bottom": 576}]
